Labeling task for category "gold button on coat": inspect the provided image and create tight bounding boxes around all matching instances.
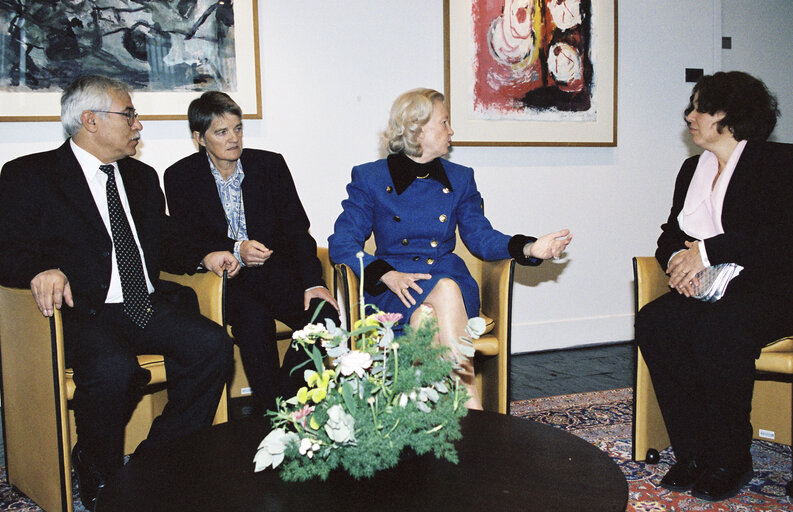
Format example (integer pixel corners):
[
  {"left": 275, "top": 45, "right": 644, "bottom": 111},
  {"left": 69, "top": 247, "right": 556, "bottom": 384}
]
[
  {"left": 442, "top": 187, "right": 450, "bottom": 194},
  {"left": 426, "top": 258, "right": 434, "bottom": 265},
  {"left": 393, "top": 216, "right": 401, "bottom": 222},
  {"left": 401, "top": 238, "right": 409, "bottom": 246},
  {"left": 439, "top": 214, "right": 447, "bottom": 223},
  {"left": 386, "top": 186, "right": 393, "bottom": 193},
  {"left": 430, "top": 240, "right": 438, "bottom": 247}
]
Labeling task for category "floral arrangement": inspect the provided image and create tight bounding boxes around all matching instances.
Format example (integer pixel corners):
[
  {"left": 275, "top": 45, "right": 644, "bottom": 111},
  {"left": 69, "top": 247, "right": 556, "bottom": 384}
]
[{"left": 253, "top": 253, "right": 479, "bottom": 481}]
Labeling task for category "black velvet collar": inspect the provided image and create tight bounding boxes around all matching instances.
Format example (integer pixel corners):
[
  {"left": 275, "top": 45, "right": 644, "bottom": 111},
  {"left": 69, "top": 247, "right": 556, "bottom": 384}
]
[{"left": 386, "top": 152, "right": 453, "bottom": 195}]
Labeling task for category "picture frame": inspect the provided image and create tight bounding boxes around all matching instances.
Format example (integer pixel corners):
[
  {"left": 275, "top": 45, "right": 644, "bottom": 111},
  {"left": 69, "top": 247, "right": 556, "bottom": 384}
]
[
  {"left": 444, "top": 0, "right": 617, "bottom": 146},
  {"left": 0, "top": 0, "right": 261, "bottom": 122}
]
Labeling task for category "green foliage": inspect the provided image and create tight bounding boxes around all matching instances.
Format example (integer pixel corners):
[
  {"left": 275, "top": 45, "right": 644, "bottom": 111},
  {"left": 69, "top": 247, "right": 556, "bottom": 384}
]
[{"left": 253, "top": 307, "right": 468, "bottom": 481}]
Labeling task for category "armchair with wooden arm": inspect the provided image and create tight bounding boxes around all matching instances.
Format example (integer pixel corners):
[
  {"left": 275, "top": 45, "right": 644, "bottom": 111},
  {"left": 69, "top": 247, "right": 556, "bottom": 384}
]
[
  {"left": 0, "top": 271, "right": 227, "bottom": 512},
  {"left": 335, "top": 233, "right": 516, "bottom": 414}
]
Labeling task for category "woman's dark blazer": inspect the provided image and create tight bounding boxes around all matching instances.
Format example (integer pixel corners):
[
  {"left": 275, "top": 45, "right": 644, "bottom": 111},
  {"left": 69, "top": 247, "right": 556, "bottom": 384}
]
[
  {"left": 655, "top": 140, "right": 793, "bottom": 301},
  {"left": 164, "top": 149, "right": 325, "bottom": 295}
]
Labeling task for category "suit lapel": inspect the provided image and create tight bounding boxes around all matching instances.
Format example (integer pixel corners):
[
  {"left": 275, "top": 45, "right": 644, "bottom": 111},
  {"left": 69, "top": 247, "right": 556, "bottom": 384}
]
[
  {"left": 192, "top": 152, "right": 232, "bottom": 233},
  {"left": 53, "top": 141, "right": 110, "bottom": 239}
]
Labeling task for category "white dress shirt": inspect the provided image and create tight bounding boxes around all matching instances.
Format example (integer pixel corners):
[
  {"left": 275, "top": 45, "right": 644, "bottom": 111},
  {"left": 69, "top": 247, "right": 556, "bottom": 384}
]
[{"left": 70, "top": 140, "right": 155, "bottom": 303}]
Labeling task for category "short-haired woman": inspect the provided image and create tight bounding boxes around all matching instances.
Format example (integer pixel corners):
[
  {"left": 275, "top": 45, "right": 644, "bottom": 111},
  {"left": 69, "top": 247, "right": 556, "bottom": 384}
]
[
  {"left": 636, "top": 71, "right": 793, "bottom": 501},
  {"left": 329, "top": 88, "right": 572, "bottom": 410}
]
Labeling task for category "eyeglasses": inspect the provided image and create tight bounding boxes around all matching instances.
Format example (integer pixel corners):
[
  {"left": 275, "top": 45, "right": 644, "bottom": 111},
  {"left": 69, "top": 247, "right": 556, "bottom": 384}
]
[{"left": 93, "top": 108, "right": 139, "bottom": 126}]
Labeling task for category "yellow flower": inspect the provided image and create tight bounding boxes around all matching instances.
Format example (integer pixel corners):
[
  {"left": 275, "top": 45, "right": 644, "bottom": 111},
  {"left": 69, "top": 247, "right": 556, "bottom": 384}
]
[
  {"left": 309, "top": 387, "right": 327, "bottom": 403},
  {"left": 309, "top": 416, "right": 320, "bottom": 430},
  {"left": 353, "top": 314, "right": 380, "bottom": 330},
  {"left": 296, "top": 386, "right": 309, "bottom": 404},
  {"left": 307, "top": 369, "right": 334, "bottom": 391}
]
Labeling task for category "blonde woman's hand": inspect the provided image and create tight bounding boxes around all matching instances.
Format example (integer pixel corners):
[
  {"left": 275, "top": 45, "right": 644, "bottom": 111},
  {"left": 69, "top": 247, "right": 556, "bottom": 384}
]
[
  {"left": 381, "top": 270, "right": 432, "bottom": 308},
  {"left": 525, "top": 229, "right": 572, "bottom": 260}
]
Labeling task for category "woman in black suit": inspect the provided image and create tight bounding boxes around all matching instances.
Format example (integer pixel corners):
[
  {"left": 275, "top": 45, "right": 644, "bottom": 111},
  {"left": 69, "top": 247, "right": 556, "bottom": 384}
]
[{"left": 636, "top": 71, "right": 793, "bottom": 502}]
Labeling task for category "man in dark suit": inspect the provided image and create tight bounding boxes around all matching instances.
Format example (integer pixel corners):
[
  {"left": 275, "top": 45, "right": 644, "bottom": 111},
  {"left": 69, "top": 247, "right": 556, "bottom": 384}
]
[
  {"left": 0, "top": 75, "right": 236, "bottom": 511},
  {"left": 164, "top": 91, "right": 339, "bottom": 413}
]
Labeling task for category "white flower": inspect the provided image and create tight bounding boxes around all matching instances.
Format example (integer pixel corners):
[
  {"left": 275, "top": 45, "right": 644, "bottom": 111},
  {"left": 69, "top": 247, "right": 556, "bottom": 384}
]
[
  {"left": 338, "top": 350, "right": 372, "bottom": 378},
  {"left": 399, "top": 393, "right": 409, "bottom": 408},
  {"left": 292, "top": 323, "right": 330, "bottom": 342},
  {"left": 299, "top": 438, "right": 311, "bottom": 455},
  {"left": 465, "top": 317, "right": 486, "bottom": 339},
  {"left": 253, "top": 428, "right": 298, "bottom": 471},
  {"left": 325, "top": 404, "right": 356, "bottom": 444}
]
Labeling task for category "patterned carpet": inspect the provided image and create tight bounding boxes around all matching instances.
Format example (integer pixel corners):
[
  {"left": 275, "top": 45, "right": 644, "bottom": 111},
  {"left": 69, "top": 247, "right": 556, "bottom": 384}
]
[
  {"left": 511, "top": 388, "right": 793, "bottom": 512},
  {"left": 2, "top": 388, "right": 791, "bottom": 511}
]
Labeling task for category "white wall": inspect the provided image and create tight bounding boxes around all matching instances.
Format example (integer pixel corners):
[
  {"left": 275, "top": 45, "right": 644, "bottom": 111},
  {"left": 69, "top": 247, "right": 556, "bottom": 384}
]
[
  {"left": 0, "top": 1, "right": 790, "bottom": 353},
  {"left": 722, "top": 0, "right": 793, "bottom": 143}
]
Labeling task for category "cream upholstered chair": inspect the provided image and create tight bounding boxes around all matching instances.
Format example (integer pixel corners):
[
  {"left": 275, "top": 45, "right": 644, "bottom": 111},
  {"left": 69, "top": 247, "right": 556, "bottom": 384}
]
[
  {"left": 226, "top": 247, "right": 336, "bottom": 399},
  {"left": 632, "top": 256, "right": 793, "bottom": 495},
  {"left": 0, "top": 272, "right": 228, "bottom": 512},
  {"left": 334, "top": 232, "right": 516, "bottom": 414}
]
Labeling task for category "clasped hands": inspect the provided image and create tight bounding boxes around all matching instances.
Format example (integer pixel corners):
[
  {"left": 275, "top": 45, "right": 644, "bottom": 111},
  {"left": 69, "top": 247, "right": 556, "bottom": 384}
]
[
  {"left": 202, "top": 239, "right": 273, "bottom": 277},
  {"left": 666, "top": 240, "right": 705, "bottom": 297},
  {"left": 204, "top": 242, "right": 339, "bottom": 313}
]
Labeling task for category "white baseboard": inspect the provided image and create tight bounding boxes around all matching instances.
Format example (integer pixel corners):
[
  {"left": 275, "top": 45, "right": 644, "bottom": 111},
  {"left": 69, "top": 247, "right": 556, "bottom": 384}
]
[{"left": 510, "top": 313, "right": 634, "bottom": 354}]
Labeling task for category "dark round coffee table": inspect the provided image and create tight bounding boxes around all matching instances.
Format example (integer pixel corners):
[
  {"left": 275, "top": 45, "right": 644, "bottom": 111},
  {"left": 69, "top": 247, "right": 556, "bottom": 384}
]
[{"left": 98, "top": 410, "right": 627, "bottom": 511}]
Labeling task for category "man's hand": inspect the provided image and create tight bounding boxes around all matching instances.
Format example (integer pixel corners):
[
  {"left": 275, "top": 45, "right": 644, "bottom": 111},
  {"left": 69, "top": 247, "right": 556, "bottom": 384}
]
[
  {"left": 30, "top": 269, "right": 73, "bottom": 317},
  {"left": 240, "top": 240, "right": 273, "bottom": 267},
  {"left": 304, "top": 286, "right": 340, "bottom": 312},
  {"left": 202, "top": 251, "right": 241, "bottom": 278}
]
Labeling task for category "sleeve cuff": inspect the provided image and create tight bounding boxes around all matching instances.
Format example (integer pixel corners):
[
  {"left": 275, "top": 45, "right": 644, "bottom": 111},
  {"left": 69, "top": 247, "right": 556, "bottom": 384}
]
[
  {"left": 509, "top": 235, "right": 542, "bottom": 266},
  {"left": 363, "top": 259, "right": 396, "bottom": 296},
  {"left": 233, "top": 240, "right": 246, "bottom": 267},
  {"left": 699, "top": 241, "right": 711, "bottom": 267}
]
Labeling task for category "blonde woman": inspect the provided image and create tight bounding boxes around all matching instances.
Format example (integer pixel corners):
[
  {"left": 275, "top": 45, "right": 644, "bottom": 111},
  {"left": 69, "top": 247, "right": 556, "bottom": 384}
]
[{"left": 329, "top": 88, "right": 571, "bottom": 409}]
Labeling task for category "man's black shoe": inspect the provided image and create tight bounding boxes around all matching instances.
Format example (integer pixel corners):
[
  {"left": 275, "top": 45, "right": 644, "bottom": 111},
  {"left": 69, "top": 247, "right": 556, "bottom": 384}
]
[
  {"left": 659, "top": 458, "right": 704, "bottom": 492},
  {"left": 691, "top": 463, "right": 754, "bottom": 501},
  {"left": 71, "top": 445, "right": 106, "bottom": 511}
]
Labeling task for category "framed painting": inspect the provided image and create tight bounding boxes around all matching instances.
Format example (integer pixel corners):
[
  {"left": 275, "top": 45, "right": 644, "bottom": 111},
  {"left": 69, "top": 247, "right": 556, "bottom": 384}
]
[
  {"left": 444, "top": 0, "right": 617, "bottom": 146},
  {"left": 0, "top": 0, "right": 261, "bottom": 121}
]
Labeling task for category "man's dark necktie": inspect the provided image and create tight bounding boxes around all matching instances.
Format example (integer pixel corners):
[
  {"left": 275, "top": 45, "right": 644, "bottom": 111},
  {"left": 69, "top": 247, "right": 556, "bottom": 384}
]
[{"left": 99, "top": 164, "right": 153, "bottom": 328}]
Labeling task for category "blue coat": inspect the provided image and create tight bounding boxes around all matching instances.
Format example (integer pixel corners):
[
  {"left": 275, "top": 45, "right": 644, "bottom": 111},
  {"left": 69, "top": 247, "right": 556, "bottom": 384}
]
[{"left": 329, "top": 157, "right": 513, "bottom": 322}]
